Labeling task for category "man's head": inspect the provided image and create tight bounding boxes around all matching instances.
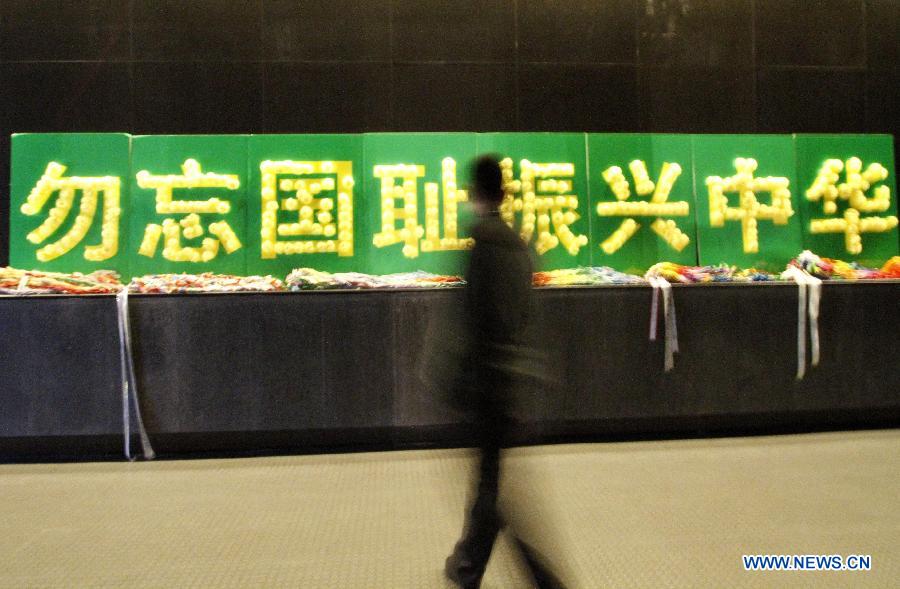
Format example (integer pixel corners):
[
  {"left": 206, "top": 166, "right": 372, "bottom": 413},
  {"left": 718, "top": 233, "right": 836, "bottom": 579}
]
[{"left": 471, "top": 155, "right": 504, "bottom": 209}]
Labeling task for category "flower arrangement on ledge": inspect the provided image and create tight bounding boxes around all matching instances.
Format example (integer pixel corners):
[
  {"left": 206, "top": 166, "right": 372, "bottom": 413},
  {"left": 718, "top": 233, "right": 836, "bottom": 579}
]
[{"left": 2, "top": 252, "right": 899, "bottom": 295}]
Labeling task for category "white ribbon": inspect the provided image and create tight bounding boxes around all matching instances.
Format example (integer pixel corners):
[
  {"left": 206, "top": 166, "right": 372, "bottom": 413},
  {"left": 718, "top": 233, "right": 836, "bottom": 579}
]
[
  {"left": 115, "top": 289, "right": 155, "bottom": 461},
  {"left": 648, "top": 277, "right": 679, "bottom": 372},
  {"left": 649, "top": 280, "right": 660, "bottom": 342},
  {"left": 783, "top": 266, "right": 823, "bottom": 380}
]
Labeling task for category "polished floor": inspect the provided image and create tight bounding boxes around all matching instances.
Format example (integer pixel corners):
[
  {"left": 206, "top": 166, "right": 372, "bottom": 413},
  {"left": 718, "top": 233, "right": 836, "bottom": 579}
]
[{"left": 1, "top": 430, "right": 897, "bottom": 588}]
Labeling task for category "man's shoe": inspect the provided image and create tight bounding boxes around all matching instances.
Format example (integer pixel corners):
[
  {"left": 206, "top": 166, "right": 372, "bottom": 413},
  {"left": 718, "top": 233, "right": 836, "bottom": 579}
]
[
  {"left": 445, "top": 551, "right": 481, "bottom": 589},
  {"left": 514, "top": 539, "right": 568, "bottom": 589}
]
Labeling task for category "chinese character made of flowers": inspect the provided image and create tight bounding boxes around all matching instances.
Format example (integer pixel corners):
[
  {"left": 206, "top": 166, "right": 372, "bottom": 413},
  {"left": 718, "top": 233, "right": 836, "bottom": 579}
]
[
  {"left": 136, "top": 159, "right": 242, "bottom": 263},
  {"left": 596, "top": 160, "right": 689, "bottom": 254},
  {"left": 372, "top": 158, "right": 473, "bottom": 259},
  {"left": 498, "top": 158, "right": 588, "bottom": 256},
  {"left": 806, "top": 157, "right": 897, "bottom": 255},
  {"left": 19, "top": 162, "right": 121, "bottom": 262},
  {"left": 260, "top": 160, "right": 354, "bottom": 258},
  {"left": 706, "top": 158, "right": 793, "bottom": 253}
]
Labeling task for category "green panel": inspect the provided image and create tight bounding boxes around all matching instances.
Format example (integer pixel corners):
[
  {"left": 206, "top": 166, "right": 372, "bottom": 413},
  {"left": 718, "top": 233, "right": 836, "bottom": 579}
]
[
  {"left": 11, "top": 132, "right": 896, "bottom": 279},
  {"left": 587, "top": 134, "right": 697, "bottom": 274},
  {"left": 9, "top": 133, "right": 131, "bottom": 276},
  {"left": 795, "top": 134, "right": 898, "bottom": 268},
  {"left": 128, "top": 135, "right": 248, "bottom": 278},
  {"left": 475, "top": 133, "right": 591, "bottom": 270},
  {"left": 692, "top": 134, "right": 803, "bottom": 271},
  {"left": 246, "top": 135, "right": 364, "bottom": 278},
  {"left": 362, "top": 133, "right": 478, "bottom": 276}
]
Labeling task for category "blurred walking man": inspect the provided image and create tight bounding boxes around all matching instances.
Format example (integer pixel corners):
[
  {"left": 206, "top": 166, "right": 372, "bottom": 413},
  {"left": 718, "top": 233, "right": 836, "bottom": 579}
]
[{"left": 444, "top": 156, "right": 566, "bottom": 589}]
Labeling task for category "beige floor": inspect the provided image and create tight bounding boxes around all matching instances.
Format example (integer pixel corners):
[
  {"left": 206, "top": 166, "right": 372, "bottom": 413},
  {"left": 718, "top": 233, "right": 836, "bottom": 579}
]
[{"left": 1, "top": 430, "right": 897, "bottom": 588}]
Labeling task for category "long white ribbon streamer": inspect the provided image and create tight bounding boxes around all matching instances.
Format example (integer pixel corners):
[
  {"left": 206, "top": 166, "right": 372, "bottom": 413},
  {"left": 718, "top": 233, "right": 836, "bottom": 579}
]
[
  {"left": 648, "top": 277, "right": 679, "bottom": 372},
  {"left": 649, "top": 280, "right": 660, "bottom": 342},
  {"left": 783, "top": 266, "right": 823, "bottom": 380},
  {"left": 115, "top": 289, "right": 155, "bottom": 461},
  {"left": 807, "top": 276, "right": 822, "bottom": 368},
  {"left": 796, "top": 272, "right": 808, "bottom": 380}
]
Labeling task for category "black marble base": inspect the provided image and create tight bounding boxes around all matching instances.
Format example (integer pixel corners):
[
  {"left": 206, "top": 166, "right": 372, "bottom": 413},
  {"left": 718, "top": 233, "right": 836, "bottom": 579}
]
[{"left": 1, "top": 282, "right": 898, "bottom": 460}]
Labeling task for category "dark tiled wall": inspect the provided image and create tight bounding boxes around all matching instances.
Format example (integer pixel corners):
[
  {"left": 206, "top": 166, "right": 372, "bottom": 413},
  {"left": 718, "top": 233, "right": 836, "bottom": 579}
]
[{"left": 1, "top": 0, "right": 897, "bottom": 266}]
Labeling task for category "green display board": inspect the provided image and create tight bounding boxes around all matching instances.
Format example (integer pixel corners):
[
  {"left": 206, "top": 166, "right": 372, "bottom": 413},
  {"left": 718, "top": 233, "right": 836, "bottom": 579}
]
[
  {"left": 128, "top": 135, "right": 248, "bottom": 277},
  {"left": 588, "top": 134, "right": 698, "bottom": 274},
  {"left": 476, "top": 133, "right": 592, "bottom": 271},
  {"left": 362, "top": 133, "right": 477, "bottom": 276},
  {"left": 7, "top": 132, "right": 897, "bottom": 279},
  {"left": 247, "top": 134, "right": 364, "bottom": 278},
  {"left": 9, "top": 133, "right": 131, "bottom": 276},
  {"left": 692, "top": 135, "right": 804, "bottom": 271},
  {"left": 795, "top": 134, "right": 898, "bottom": 269}
]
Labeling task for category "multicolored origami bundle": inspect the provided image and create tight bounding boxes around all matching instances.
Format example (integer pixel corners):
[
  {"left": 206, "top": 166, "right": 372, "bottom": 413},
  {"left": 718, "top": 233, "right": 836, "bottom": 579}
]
[
  {"left": 532, "top": 267, "right": 644, "bottom": 286},
  {"left": 787, "top": 250, "right": 900, "bottom": 280},
  {"left": 128, "top": 273, "right": 284, "bottom": 294},
  {"left": 0, "top": 267, "right": 123, "bottom": 294},
  {"left": 644, "top": 262, "right": 780, "bottom": 283},
  {"left": 377, "top": 271, "right": 466, "bottom": 289},
  {"left": 285, "top": 268, "right": 465, "bottom": 291},
  {"left": 882, "top": 257, "right": 900, "bottom": 278}
]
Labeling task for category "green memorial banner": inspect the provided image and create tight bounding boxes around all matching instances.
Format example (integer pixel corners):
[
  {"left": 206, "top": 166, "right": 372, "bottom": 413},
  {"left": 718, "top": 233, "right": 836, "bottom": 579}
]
[
  {"left": 476, "top": 133, "right": 592, "bottom": 271},
  {"left": 362, "top": 133, "right": 477, "bottom": 276},
  {"left": 692, "top": 134, "right": 804, "bottom": 271},
  {"left": 128, "top": 135, "right": 248, "bottom": 278},
  {"left": 10, "top": 133, "right": 131, "bottom": 276},
  {"left": 588, "top": 134, "right": 698, "bottom": 274},
  {"left": 247, "top": 134, "right": 363, "bottom": 279},
  {"left": 795, "top": 134, "right": 898, "bottom": 269},
  {"left": 7, "top": 132, "right": 897, "bottom": 280}
]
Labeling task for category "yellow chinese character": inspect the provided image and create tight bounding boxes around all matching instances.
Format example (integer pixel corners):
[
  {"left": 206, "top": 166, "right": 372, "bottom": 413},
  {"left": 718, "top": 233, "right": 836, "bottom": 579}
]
[
  {"left": 372, "top": 159, "right": 473, "bottom": 259},
  {"left": 596, "top": 160, "right": 689, "bottom": 254},
  {"left": 259, "top": 160, "right": 354, "bottom": 258},
  {"left": 136, "top": 158, "right": 241, "bottom": 263},
  {"left": 706, "top": 158, "right": 793, "bottom": 253},
  {"left": 499, "top": 158, "right": 588, "bottom": 256},
  {"left": 806, "top": 157, "right": 897, "bottom": 255},
  {"left": 421, "top": 158, "right": 474, "bottom": 253},
  {"left": 20, "top": 162, "right": 121, "bottom": 262}
]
